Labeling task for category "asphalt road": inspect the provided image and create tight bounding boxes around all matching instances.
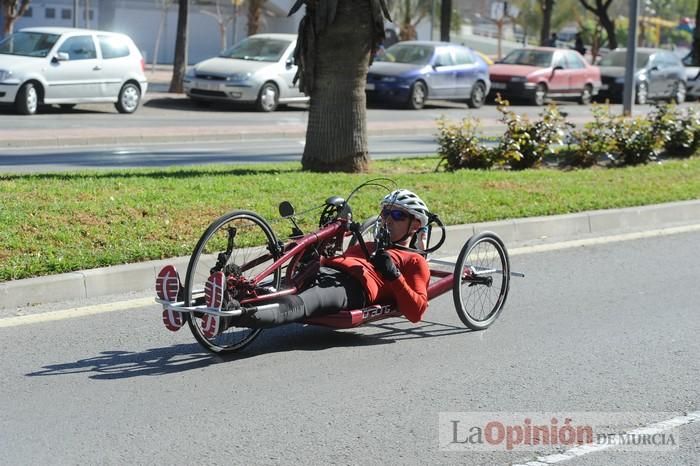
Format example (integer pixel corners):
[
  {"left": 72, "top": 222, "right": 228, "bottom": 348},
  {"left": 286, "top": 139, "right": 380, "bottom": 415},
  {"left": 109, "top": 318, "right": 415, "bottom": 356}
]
[
  {"left": 0, "top": 135, "right": 440, "bottom": 173},
  {"left": 1, "top": 231, "right": 698, "bottom": 465}
]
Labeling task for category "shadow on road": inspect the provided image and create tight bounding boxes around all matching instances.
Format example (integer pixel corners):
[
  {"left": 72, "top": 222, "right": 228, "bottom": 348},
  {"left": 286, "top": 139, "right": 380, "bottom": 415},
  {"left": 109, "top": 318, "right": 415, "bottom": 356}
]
[
  {"left": 144, "top": 97, "right": 308, "bottom": 113},
  {"left": 25, "top": 319, "right": 470, "bottom": 379}
]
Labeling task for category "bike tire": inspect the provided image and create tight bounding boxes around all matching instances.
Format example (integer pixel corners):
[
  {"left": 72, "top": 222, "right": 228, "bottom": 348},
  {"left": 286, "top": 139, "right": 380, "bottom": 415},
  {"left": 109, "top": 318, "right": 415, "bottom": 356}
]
[
  {"left": 185, "top": 210, "right": 281, "bottom": 353},
  {"left": 452, "top": 231, "right": 510, "bottom": 330}
]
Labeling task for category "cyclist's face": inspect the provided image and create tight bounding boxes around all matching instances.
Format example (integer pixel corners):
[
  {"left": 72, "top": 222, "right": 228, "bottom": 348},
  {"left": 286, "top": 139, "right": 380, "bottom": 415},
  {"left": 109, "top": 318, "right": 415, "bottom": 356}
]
[{"left": 381, "top": 207, "right": 419, "bottom": 243}]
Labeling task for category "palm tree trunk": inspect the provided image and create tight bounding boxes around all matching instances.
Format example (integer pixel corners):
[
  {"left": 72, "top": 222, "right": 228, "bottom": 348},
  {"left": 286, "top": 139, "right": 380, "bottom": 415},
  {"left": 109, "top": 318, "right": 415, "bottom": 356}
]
[
  {"left": 301, "top": 0, "right": 372, "bottom": 172},
  {"left": 169, "top": 0, "right": 188, "bottom": 93}
]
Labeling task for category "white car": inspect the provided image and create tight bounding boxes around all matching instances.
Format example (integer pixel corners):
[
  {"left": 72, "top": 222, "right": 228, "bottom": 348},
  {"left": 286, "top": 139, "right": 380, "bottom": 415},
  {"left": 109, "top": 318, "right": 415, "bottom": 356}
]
[
  {"left": 184, "top": 33, "right": 307, "bottom": 112},
  {"left": 0, "top": 27, "right": 148, "bottom": 115}
]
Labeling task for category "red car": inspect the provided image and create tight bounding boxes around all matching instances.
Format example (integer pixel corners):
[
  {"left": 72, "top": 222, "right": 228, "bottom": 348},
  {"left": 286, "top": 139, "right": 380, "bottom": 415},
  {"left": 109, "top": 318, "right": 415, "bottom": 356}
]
[{"left": 488, "top": 47, "right": 601, "bottom": 105}]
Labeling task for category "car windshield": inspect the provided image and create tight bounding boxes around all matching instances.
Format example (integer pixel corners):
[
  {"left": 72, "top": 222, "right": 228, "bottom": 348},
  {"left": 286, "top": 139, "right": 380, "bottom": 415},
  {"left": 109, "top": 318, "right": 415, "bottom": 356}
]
[
  {"left": 500, "top": 49, "right": 553, "bottom": 67},
  {"left": 0, "top": 31, "right": 60, "bottom": 57},
  {"left": 220, "top": 37, "right": 290, "bottom": 62},
  {"left": 598, "top": 51, "right": 651, "bottom": 68},
  {"left": 376, "top": 44, "right": 434, "bottom": 65}
]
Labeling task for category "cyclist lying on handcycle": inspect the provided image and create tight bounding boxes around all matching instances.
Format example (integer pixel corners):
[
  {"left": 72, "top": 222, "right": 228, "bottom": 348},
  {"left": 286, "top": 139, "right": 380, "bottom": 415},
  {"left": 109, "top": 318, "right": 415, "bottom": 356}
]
[{"left": 157, "top": 189, "right": 431, "bottom": 337}]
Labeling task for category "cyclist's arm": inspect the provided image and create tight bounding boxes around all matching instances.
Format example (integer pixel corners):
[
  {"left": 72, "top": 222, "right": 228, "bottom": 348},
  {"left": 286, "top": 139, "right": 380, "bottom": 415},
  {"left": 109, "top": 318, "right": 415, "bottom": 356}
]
[{"left": 387, "top": 254, "right": 430, "bottom": 323}]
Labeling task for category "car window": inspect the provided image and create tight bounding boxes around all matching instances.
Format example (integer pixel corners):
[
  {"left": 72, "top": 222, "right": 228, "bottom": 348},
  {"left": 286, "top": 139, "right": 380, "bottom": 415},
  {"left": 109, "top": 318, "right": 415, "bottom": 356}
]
[
  {"left": 98, "top": 35, "right": 130, "bottom": 59},
  {"left": 452, "top": 47, "right": 475, "bottom": 65},
  {"left": 501, "top": 49, "right": 553, "bottom": 67},
  {"left": 565, "top": 51, "right": 585, "bottom": 69},
  {"left": 220, "top": 37, "right": 291, "bottom": 62},
  {"left": 376, "top": 43, "right": 434, "bottom": 65},
  {"left": 434, "top": 48, "right": 455, "bottom": 67},
  {"left": 553, "top": 53, "right": 567, "bottom": 69},
  {"left": 0, "top": 31, "right": 60, "bottom": 57},
  {"left": 598, "top": 51, "right": 650, "bottom": 69},
  {"left": 58, "top": 35, "right": 97, "bottom": 60}
]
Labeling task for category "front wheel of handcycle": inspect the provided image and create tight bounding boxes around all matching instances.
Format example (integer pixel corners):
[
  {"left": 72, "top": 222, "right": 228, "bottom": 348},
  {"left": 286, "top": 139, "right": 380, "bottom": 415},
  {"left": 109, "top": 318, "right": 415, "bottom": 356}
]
[
  {"left": 184, "top": 210, "right": 282, "bottom": 353},
  {"left": 453, "top": 231, "right": 510, "bottom": 330}
]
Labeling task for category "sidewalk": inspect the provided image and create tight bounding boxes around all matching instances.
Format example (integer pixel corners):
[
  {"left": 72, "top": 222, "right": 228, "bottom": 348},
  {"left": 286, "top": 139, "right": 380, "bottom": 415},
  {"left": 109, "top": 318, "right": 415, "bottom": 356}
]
[{"left": 2, "top": 199, "right": 699, "bottom": 312}]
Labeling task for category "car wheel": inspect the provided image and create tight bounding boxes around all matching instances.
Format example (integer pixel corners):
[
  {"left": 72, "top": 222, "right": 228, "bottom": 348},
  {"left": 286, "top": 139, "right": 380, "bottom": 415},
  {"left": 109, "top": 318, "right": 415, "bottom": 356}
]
[
  {"left": 579, "top": 84, "right": 593, "bottom": 105},
  {"left": 407, "top": 81, "right": 427, "bottom": 110},
  {"left": 466, "top": 81, "right": 486, "bottom": 109},
  {"left": 15, "top": 82, "right": 39, "bottom": 115},
  {"left": 671, "top": 81, "right": 686, "bottom": 104},
  {"left": 115, "top": 82, "right": 141, "bottom": 114},
  {"left": 256, "top": 82, "right": 279, "bottom": 112},
  {"left": 635, "top": 82, "right": 648, "bottom": 105},
  {"left": 531, "top": 83, "right": 547, "bottom": 106}
]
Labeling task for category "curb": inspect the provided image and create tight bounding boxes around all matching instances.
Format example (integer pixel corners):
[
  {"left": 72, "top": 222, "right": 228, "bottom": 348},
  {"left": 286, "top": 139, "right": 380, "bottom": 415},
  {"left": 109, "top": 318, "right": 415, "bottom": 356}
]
[{"left": 2, "top": 199, "right": 699, "bottom": 310}]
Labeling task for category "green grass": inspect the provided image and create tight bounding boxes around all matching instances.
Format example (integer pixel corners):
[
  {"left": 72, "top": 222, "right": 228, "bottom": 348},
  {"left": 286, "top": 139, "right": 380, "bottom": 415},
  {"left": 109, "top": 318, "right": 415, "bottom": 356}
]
[{"left": 1, "top": 156, "right": 699, "bottom": 281}]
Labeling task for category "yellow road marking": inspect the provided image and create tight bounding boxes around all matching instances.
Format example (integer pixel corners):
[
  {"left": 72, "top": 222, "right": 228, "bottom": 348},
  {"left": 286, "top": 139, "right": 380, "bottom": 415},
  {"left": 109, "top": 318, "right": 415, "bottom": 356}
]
[{"left": 0, "top": 297, "right": 155, "bottom": 328}]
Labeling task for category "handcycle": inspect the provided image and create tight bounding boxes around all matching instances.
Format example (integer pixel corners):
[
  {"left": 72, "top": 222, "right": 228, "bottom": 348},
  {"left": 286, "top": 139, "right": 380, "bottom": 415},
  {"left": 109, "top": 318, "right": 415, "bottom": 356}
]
[{"left": 155, "top": 179, "right": 523, "bottom": 353}]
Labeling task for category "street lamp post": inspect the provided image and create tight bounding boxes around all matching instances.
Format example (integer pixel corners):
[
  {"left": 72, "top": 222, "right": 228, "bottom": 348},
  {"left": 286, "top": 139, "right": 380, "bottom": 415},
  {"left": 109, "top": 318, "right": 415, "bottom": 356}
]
[
  {"left": 622, "top": 0, "right": 640, "bottom": 116},
  {"left": 73, "top": 0, "right": 79, "bottom": 27}
]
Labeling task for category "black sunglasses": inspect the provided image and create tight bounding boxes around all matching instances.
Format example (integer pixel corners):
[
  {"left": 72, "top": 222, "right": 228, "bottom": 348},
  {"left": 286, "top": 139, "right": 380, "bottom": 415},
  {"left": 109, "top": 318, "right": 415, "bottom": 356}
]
[{"left": 381, "top": 208, "right": 410, "bottom": 221}]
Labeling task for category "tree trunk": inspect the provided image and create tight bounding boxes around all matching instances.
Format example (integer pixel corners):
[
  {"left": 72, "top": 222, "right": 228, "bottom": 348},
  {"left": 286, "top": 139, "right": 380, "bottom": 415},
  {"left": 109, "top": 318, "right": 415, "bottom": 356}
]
[
  {"left": 301, "top": 0, "right": 372, "bottom": 172},
  {"left": 169, "top": 0, "right": 188, "bottom": 93},
  {"left": 580, "top": 0, "right": 617, "bottom": 50},
  {"left": 539, "top": 0, "right": 554, "bottom": 45},
  {"left": 692, "top": 0, "right": 700, "bottom": 65},
  {"left": 2, "top": 0, "right": 32, "bottom": 36},
  {"left": 247, "top": 0, "right": 263, "bottom": 36},
  {"left": 439, "top": 0, "right": 451, "bottom": 42},
  {"left": 598, "top": 11, "right": 616, "bottom": 49}
]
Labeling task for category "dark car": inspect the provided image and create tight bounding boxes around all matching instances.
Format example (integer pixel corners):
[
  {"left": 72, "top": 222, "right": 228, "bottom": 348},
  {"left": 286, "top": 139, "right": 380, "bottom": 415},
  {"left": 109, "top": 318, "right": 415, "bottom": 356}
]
[
  {"left": 366, "top": 41, "right": 491, "bottom": 109},
  {"left": 681, "top": 52, "right": 699, "bottom": 100},
  {"left": 597, "top": 48, "right": 687, "bottom": 104},
  {"left": 487, "top": 47, "right": 601, "bottom": 106}
]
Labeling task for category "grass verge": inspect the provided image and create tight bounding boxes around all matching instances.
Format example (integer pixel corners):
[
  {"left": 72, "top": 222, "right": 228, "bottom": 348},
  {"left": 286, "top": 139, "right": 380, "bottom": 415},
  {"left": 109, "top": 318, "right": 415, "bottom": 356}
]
[{"left": 2, "top": 156, "right": 699, "bottom": 281}]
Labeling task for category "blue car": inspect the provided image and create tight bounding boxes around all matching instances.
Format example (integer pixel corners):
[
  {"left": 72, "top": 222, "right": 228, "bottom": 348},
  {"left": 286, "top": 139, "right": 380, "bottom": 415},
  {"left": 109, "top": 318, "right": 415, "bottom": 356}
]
[{"left": 366, "top": 41, "right": 491, "bottom": 109}]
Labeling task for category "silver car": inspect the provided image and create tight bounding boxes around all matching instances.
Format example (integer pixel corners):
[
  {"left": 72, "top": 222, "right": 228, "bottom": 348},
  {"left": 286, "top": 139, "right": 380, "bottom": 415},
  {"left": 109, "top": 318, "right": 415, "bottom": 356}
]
[
  {"left": 0, "top": 27, "right": 147, "bottom": 115},
  {"left": 183, "top": 33, "right": 307, "bottom": 112}
]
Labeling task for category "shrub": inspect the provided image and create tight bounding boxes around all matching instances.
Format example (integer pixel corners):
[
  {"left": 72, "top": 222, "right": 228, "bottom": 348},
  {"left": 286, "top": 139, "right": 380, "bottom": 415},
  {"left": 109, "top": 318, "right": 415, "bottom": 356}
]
[
  {"left": 493, "top": 95, "right": 571, "bottom": 170},
  {"left": 609, "top": 117, "right": 662, "bottom": 166},
  {"left": 568, "top": 104, "right": 618, "bottom": 168},
  {"left": 651, "top": 103, "right": 700, "bottom": 158},
  {"left": 435, "top": 116, "right": 494, "bottom": 170}
]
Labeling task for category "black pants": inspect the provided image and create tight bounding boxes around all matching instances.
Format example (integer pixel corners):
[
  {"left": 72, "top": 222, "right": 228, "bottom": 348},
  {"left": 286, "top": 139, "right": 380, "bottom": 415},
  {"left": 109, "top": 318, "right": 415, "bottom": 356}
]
[{"left": 236, "top": 267, "right": 367, "bottom": 328}]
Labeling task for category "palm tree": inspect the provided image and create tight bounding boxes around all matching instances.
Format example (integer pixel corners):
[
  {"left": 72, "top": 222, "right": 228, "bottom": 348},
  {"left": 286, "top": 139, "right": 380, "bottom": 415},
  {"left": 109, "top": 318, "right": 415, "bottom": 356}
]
[
  {"left": 1, "top": 0, "right": 31, "bottom": 36},
  {"left": 289, "top": 0, "right": 390, "bottom": 172},
  {"left": 169, "top": 0, "right": 189, "bottom": 93}
]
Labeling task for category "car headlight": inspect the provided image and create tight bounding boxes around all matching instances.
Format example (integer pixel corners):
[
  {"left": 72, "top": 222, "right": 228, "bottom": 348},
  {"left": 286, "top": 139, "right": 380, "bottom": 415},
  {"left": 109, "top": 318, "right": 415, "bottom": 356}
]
[
  {"left": 615, "top": 77, "right": 625, "bottom": 83},
  {"left": 0, "top": 70, "right": 12, "bottom": 82},
  {"left": 510, "top": 76, "right": 527, "bottom": 83},
  {"left": 226, "top": 72, "right": 252, "bottom": 83},
  {"left": 380, "top": 76, "right": 398, "bottom": 82}
]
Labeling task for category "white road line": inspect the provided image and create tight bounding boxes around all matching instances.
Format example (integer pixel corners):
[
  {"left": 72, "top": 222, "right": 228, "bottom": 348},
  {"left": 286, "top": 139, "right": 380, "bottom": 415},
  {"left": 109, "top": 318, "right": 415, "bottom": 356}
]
[
  {"left": 513, "top": 411, "right": 700, "bottom": 465},
  {"left": 0, "top": 297, "right": 154, "bottom": 329},
  {"left": 2, "top": 223, "right": 699, "bottom": 328}
]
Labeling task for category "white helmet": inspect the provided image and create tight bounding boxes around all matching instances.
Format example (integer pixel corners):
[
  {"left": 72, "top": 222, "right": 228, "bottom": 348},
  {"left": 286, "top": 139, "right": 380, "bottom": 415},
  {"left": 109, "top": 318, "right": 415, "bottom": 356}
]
[{"left": 380, "top": 189, "right": 430, "bottom": 227}]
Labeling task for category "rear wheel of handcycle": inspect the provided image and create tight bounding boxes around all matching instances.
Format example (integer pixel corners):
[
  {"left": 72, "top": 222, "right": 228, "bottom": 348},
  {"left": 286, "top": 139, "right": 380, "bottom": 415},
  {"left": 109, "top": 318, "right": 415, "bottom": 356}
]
[
  {"left": 453, "top": 231, "right": 510, "bottom": 330},
  {"left": 185, "top": 210, "right": 282, "bottom": 353}
]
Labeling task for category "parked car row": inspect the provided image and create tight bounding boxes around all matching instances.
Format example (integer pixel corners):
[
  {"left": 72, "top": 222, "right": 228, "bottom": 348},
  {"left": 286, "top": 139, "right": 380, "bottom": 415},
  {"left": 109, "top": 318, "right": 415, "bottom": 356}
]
[{"left": 1, "top": 27, "right": 696, "bottom": 116}]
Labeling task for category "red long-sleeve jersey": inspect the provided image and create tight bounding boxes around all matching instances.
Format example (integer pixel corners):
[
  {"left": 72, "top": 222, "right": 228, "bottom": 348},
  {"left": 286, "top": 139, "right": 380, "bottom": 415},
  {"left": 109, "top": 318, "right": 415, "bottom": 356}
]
[{"left": 324, "top": 242, "right": 430, "bottom": 323}]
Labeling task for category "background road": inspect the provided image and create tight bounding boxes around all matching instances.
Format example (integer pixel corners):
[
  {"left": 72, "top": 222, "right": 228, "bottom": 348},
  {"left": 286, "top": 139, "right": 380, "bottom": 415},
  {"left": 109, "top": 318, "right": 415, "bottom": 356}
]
[
  {"left": 1, "top": 231, "right": 697, "bottom": 464},
  {"left": 1, "top": 95, "right": 693, "bottom": 172}
]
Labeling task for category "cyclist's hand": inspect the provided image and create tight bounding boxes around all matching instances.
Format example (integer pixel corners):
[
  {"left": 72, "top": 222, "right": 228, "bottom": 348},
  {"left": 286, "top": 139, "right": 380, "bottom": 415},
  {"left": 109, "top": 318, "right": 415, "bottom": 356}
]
[{"left": 371, "top": 250, "right": 400, "bottom": 281}]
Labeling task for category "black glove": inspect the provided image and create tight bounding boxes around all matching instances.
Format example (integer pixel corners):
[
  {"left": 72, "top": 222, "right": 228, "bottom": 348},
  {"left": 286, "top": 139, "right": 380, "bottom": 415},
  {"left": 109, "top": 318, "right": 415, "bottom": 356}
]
[{"left": 371, "top": 250, "right": 401, "bottom": 281}]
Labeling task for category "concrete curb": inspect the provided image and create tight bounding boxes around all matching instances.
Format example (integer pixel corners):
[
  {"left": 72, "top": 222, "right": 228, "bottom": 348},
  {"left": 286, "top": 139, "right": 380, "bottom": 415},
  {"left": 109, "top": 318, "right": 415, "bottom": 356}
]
[{"left": 2, "top": 199, "right": 699, "bottom": 310}]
